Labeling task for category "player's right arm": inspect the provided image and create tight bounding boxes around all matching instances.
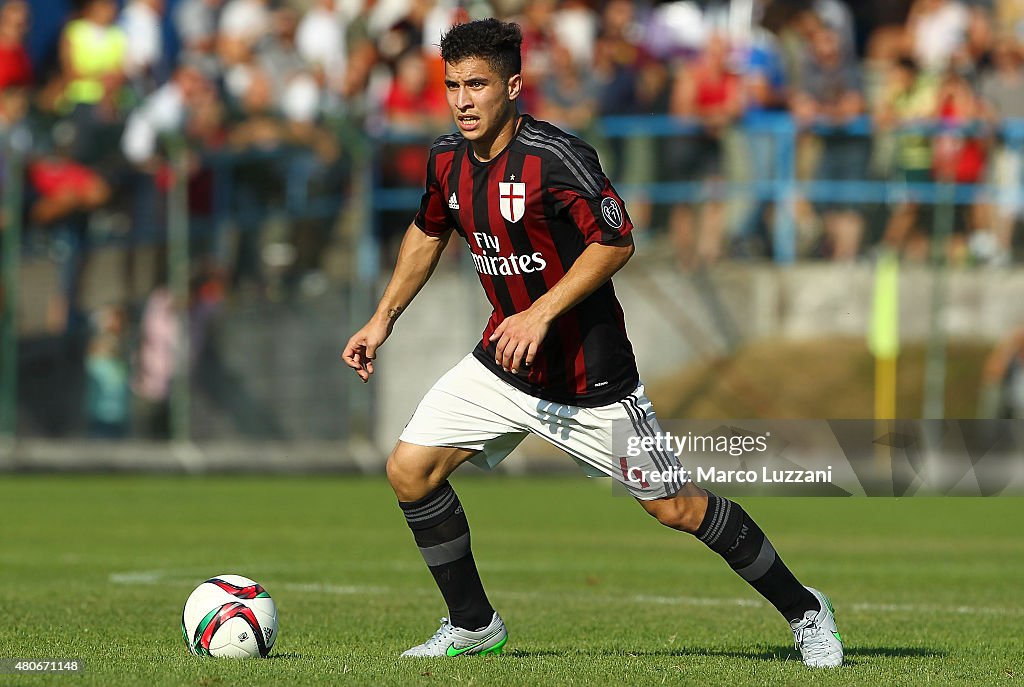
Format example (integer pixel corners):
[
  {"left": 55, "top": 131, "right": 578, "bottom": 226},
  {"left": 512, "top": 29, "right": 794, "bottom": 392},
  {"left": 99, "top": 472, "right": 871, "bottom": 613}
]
[
  {"left": 342, "top": 222, "right": 452, "bottom": 382},
  {"left": 344, "top": 137, "right": 457, "bottom": 381}
]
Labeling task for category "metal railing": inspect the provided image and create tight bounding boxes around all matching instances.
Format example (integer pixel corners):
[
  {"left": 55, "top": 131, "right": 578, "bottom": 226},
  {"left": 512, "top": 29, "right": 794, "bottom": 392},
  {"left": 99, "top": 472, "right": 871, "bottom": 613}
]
[
  {"left": 0, "top": 129, "right": 362, "bottom": 443},
  {"left": 366, "top": 113, "right": 1024, "bottom": 263}
]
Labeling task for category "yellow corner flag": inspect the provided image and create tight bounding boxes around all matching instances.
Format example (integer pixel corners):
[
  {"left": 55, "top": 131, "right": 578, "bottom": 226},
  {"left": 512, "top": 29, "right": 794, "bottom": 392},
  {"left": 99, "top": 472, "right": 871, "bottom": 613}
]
[
  {"left": 869, "top": 251, "right": 900, "bottom": 419},
  {"left": 869, "top": 251, "right": 900, "bottom": 358}
]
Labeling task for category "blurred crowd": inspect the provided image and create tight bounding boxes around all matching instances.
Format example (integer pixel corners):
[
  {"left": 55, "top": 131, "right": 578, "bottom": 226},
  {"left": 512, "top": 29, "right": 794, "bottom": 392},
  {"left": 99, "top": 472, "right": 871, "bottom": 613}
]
[
  {"left": 5, "top": 0, "right": 1024, "bottom": 434},
  {"left": 2, "top": 1, "right": 1024, "bottom": 271}
]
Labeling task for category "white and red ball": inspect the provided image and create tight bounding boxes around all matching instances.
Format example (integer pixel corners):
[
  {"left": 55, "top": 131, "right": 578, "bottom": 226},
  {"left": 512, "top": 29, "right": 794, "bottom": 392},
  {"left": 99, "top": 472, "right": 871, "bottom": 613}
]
[{"left": 182, "top": 574, "right": 278, "bottom": 658}]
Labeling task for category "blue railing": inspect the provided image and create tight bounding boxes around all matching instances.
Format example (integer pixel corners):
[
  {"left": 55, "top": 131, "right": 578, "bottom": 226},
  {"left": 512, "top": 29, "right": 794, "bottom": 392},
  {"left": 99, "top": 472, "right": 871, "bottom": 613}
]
[{"left": 368, "top": 114, "right": 1024, "bottom": 264}]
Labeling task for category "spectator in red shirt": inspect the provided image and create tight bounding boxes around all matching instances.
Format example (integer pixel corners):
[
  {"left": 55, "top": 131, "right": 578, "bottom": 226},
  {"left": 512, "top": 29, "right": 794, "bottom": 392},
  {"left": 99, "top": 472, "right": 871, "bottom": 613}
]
[
  {"left": 384, "top": 49, "right": 449, "bottom": 133},
  {"left": 382, "top": 49, "right": 449, "bottom": 188},
  {"left": 26, "top": 120, "right": 112, "bottom": 334},
  {"left": 932, "top": 68, "right": 990, "bottom": 263},
  {"left": 665, "top": 32, "right": 743, "bottom": 269},
  {"left": 0, "top": 0, "right": 33, "bottom": 90}
]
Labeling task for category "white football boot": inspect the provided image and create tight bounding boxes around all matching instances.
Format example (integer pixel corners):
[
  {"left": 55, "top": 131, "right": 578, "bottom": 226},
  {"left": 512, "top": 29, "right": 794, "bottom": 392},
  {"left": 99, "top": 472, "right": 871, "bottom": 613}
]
[
  {"left": 790, "top": 587, "right": 844, "bottom": 668},
  {"left": 400, "top": 612, "right": 508, "bottom": 658}
]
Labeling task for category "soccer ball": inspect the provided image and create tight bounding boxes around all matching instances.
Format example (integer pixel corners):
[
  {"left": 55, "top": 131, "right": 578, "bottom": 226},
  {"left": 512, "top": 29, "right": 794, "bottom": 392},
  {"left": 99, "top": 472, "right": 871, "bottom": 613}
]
[{"left": 181, "top": 574, "right": 278, "bottom": 658}]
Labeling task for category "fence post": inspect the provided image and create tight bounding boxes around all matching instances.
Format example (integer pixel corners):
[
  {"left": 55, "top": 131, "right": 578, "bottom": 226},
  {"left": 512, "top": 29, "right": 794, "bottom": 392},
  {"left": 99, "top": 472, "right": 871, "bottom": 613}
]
[
  {"left": 167, "top": 137, "right": 191, "bottom": 443},
  {"left": 922, "top": 181, "right": 955, "bottom": 419},
  {"left": 771, "top": 115, "right": 797, "bottom": 263},
  {"left": 0, "top": 131, "right": 25, "bottom": 439},
  {"left": 343, "top": 125, "right": 380, "bottom": 442}
]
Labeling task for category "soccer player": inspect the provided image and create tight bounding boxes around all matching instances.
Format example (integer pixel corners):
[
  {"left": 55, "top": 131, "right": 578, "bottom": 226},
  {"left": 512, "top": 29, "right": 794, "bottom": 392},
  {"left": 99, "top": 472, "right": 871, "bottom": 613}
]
[{"left": 342, "top": 19, "right": 844, "bottom": 668}]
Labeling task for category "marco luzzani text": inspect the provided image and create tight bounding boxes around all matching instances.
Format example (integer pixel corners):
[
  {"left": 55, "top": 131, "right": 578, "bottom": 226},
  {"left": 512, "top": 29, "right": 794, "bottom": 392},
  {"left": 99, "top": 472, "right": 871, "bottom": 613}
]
[{"left": 623, "top": 432, "right": 833, "bottom": 485}]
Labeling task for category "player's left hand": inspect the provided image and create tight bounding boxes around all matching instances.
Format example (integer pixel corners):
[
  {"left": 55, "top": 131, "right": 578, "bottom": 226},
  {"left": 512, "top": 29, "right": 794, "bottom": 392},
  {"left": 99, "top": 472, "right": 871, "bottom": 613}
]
[{"left": 489, "top": 308, "right": 550, "bottom": 374}]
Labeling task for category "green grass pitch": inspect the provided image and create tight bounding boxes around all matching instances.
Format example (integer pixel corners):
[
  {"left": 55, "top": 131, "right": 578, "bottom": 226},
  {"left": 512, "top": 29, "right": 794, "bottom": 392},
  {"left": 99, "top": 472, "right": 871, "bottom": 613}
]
[{"left": 0, "top": 475, "right": 1021, "bottom": 686}]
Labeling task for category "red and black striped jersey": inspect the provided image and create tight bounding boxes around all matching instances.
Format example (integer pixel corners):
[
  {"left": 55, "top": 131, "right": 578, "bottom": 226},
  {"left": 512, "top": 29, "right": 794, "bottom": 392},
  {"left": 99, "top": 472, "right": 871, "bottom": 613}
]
[{"left": 414, "top": 114, "right": 639, "bottom": 407}]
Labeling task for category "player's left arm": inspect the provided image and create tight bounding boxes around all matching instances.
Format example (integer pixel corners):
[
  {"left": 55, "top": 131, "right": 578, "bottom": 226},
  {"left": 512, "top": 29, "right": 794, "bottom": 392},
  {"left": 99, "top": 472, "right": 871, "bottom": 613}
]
[{"left": 490, "top": 234, "right": 634, "bottom": 373}]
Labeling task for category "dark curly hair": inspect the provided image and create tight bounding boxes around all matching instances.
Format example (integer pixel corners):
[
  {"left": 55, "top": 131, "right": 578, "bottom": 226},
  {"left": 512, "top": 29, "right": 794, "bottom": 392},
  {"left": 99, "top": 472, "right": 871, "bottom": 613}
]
[{"left": 439, "top": 19, "right": 522, "bottom": 82}]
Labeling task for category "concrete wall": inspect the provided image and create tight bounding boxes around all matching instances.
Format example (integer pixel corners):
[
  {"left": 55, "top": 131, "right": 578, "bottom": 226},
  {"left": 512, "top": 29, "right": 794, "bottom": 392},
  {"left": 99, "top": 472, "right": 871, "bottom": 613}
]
[
  {"left": 14, "top": 250, "right": 1022, "bottom": 452},
  {"left": 375, "top": 260, "right": 1024, "bottom": 454}
]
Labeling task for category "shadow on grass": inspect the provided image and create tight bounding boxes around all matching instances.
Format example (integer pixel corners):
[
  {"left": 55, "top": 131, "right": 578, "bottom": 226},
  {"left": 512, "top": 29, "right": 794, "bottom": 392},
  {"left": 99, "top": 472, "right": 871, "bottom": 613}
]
[
  {"left": 501, "top": 649, "right": 564, "bottom": 658},
  {"left": 264, "top": 647, "right": 947, "bottom": 664},
  {"left": 844, "top": 647, "right": 948, "bottom": 659},
  {"left": 582, "top": 645, "right": 947, "bottom": 665},
  {"left": 498, "top": 646, "right": 946, "bottom": 665}
]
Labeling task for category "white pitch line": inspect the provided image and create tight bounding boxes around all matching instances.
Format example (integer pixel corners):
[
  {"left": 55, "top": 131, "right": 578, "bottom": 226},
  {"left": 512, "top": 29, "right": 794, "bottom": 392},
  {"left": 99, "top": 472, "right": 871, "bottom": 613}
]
[
  {"left": 107, "top": 571, "right": 398, "bottom": 597},
  {"left": 634, "top": 594, "right": 1015, "bottom": 617},
  {"left": 109, "top": 570, "right": 167, "bottom": 585},
  {"left": 289, "top": 584, "right": 1019, "bottom": 617},
  {"left": 281, "top": 583, "right": 391, "bottom": 595},
  {"left": 108, "top": 571, "right": 1018, "bottom": 618},
  {"left": 630, "top": 594, "right": 763, "bottom": 608},
  {"left": 848, "top": 602, "right": 1012, "bottom": 616}
]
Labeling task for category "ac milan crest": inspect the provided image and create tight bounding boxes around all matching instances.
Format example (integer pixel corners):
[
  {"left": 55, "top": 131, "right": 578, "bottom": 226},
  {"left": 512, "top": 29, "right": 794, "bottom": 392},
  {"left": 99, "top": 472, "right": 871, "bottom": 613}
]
[{"left": 499, "top": 182, "right": 526, "bottom": 223}]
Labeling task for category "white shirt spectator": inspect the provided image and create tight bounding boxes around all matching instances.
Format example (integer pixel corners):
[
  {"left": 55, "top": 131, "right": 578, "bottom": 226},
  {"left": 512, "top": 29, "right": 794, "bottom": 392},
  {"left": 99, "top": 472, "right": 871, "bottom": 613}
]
[
  {"left": 912, "top": 0, "right": 969, "bottom": 72},
  {"left": 645, "top": 1, "right": 706, "bottom": 58},
  {"left": 175, "top": 0, "right": 220, "bottom": 48},
  {"left": 121, "top": 0, "right": 163, "bottom": 79},
  {"left": 224, "top": 62, "right": 258, "bottom": 104},
  {"left": 366, "top": 0, "right": 411, "bottom": 39},
  {"left": 121, "top": 81, "right": 186, "bottom": 164},
  {"left": 133, "top": 287, "right": 179, "bottom": 403},
  {"left": 219, "top": 0, "right": 270, "bottom": 43},
  {"left": 551, "top": 4, "right": 598, "bottom": 66},
  {"left": 282, "top": 73, "right": 321, "bottom": 123},
  {"left": 422, "top": 0, "right": 458, "bottom": 52},
  {"left": 296, "top": 1, "right": 346, "bottom": 87}
]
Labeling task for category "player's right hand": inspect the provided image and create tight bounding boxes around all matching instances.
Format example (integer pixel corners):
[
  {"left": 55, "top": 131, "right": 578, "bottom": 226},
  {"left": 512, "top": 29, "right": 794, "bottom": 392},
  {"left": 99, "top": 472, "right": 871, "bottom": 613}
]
[{"left": 342, "top": 320, "right": 391, "bottom": 383}]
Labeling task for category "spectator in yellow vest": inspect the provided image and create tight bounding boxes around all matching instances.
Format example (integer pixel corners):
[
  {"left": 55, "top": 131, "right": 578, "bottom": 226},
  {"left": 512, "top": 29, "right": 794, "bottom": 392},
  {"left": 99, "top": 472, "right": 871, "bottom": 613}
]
[{"left": 58, "top": 0, "right": 127, "bottom": 117}]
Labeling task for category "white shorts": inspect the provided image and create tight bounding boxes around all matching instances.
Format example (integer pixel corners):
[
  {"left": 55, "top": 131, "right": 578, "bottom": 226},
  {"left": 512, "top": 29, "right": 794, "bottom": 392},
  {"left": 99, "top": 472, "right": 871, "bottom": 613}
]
[{"left": 399, "top": 354, "right": 685, "bottom": 500}]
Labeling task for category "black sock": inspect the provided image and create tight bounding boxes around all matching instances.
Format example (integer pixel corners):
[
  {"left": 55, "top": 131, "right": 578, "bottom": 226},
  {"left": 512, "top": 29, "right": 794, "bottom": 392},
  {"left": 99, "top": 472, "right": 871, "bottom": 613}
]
[
  {"left": 399, "top": 481, "right": 494, "bottom": 630},
  {"left": 694, "top": 491, "right": 819, "bottom": 623}
]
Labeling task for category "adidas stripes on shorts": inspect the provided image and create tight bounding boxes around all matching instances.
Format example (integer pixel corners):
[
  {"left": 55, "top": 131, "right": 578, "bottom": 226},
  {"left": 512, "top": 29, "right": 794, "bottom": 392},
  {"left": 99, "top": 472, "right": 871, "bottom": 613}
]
[{"left": 399, "top": 353, "right": 685, "bottom": 500}]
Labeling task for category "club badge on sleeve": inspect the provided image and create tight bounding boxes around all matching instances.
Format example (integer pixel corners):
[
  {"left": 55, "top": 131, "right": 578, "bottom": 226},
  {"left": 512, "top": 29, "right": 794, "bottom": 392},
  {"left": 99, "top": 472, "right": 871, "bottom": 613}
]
[{"left": 601, "top": 196, "right": 623, "bottom": 229}]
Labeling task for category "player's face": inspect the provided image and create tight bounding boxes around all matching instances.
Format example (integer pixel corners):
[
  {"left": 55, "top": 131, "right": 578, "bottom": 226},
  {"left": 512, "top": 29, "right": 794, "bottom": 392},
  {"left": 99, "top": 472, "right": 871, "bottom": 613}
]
[{"left": 444, "top": 57, "right": 521, "bottom": 151}]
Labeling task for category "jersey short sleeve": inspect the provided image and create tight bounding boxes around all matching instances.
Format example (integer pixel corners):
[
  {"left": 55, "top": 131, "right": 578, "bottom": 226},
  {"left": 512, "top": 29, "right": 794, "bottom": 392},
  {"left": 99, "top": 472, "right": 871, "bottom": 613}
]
[
  {"left": 414, "top": 144, "right": 452, "bottom": 237},
  {"left": 547, "top": 136, "right": 633, "bottom": 245}
]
